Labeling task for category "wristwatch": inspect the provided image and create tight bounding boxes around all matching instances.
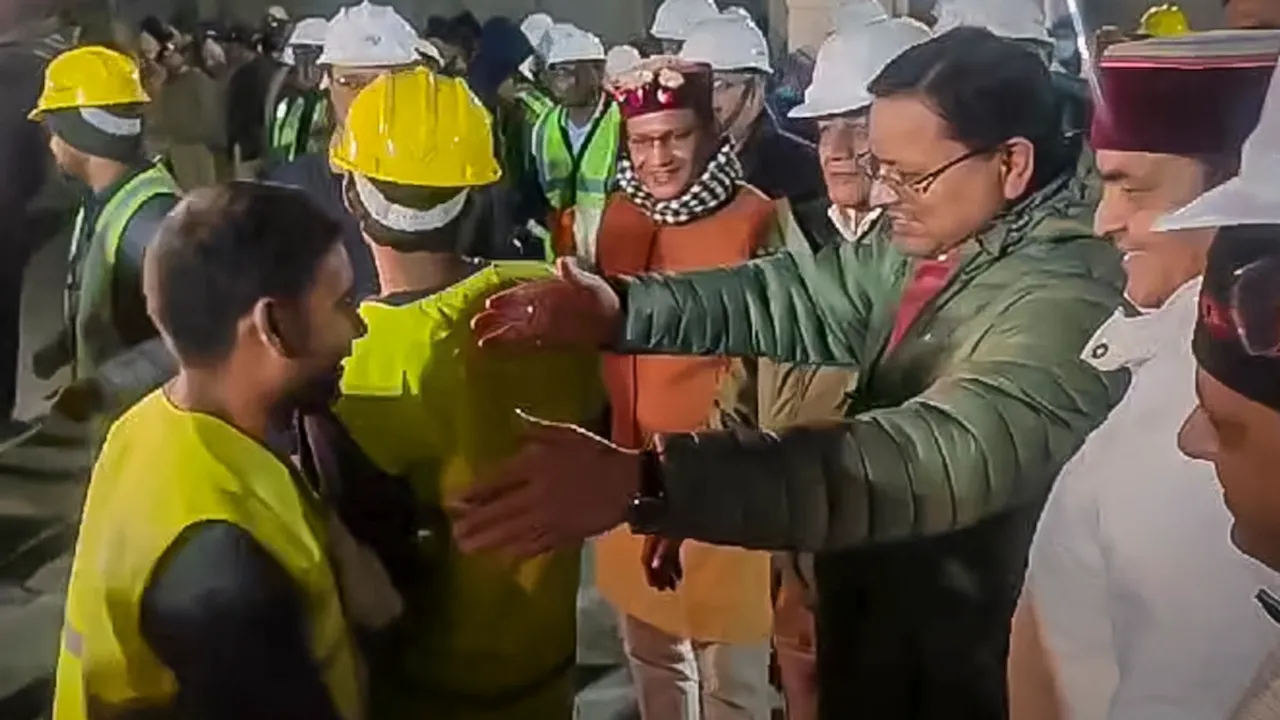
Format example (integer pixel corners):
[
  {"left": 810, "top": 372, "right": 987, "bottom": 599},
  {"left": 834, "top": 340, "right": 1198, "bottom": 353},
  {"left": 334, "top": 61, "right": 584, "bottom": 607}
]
[{"left": 627, "top": 448, "right": 667, "bottom": 535}]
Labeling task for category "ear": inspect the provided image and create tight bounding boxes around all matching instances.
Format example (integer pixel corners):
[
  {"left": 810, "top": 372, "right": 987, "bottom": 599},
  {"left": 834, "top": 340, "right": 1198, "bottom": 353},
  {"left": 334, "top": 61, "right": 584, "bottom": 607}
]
[
  {"left": 250, "top": 297, "right": 292, "bottom": 359},
  {"left": 1001, "top": 137, "right": 1036, "bottom": 201}
]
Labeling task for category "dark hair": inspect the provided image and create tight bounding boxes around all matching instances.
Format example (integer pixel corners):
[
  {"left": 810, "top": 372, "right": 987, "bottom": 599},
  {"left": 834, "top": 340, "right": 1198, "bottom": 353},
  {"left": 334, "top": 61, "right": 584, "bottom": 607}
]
[
  {"left": 149, "top": 182, "right": 342, "bottom": 365},
  {"left": 868, "top": 26, "right": 1072, "bottom": 194}
]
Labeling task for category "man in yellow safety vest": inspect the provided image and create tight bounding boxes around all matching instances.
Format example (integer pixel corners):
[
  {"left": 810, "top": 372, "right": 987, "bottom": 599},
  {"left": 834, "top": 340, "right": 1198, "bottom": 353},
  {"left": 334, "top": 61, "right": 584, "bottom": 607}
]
[
  {"left": 322, "top": 66, "right": 602, "bottom": 718},
  {"left": 54, "top": 181, "right": 366, "bottom": 719}
]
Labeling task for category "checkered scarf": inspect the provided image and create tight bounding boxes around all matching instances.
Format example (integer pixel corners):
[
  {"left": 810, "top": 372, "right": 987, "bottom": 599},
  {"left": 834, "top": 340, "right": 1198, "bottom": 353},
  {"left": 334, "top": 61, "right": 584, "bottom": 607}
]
[{"left": 615, "top": 139, "right": 743, "bottom": 225}]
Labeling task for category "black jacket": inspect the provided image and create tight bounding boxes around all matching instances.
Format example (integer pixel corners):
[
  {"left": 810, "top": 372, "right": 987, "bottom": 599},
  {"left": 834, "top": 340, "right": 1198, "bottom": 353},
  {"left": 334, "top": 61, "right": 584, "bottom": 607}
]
[{"left": 738, "top": 111, "right": 825, "bottom": 206}]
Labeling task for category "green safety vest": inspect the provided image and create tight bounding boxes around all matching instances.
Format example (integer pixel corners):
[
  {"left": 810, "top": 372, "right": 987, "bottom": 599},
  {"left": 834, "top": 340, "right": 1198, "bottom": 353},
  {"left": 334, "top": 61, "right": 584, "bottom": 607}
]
[
  {"left": 270, "top": 92, "right": 330, "bottom": 164},
  {"left": 531, "top": 102, "right": 621, "bottom": 264},
  {"left": 515, "top": 87, "right": 554, "bottom": 124},
  {"left": 66, "top": 163, "right": 179, "bottom": 381}
]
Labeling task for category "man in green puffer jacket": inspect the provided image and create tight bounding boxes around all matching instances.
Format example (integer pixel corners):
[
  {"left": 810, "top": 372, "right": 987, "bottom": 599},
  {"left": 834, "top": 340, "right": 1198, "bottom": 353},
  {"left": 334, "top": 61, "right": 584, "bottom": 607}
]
[{"left": 454, "top": 28, "right": 1127, "bottom": 719}]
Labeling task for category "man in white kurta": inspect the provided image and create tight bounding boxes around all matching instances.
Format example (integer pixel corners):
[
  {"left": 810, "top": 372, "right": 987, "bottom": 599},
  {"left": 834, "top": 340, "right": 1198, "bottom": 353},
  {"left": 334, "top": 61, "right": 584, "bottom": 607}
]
[{"left": 1010, "top": 31, "right": 1280, "bottom": 720}]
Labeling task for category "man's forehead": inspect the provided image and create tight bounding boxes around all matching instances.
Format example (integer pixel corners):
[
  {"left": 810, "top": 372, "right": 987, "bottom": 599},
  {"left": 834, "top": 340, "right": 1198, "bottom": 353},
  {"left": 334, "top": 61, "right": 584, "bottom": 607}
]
[
  {"left": 626, "top": 109, "right": 698, "bottom": 136},
  {"left": 1096, "top": 150, "right": 1195, "bottom": 182}
]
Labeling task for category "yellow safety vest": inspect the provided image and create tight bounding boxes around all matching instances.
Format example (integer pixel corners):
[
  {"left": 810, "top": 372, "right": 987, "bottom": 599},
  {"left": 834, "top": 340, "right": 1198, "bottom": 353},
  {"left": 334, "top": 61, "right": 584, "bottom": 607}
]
[
  {"left": 336, "top": 261, "right": 603, "bottom": 715},
  {"left": 53, "top": 391, "right": 363, "bottom": 720}
]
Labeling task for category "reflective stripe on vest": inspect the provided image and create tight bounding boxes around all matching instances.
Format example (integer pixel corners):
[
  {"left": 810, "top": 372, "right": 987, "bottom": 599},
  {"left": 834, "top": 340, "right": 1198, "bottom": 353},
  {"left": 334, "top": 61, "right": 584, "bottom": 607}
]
[
  {"left": 271, "top": 94, "right": 329, "bottom": 163},
  {"left": 515, "top": 87, "right": 554, "bottom": 123},
  {"left": 52, "top": 391, "right": 364, "bottom": 720},
  {"left": 531, "top": 102, "right": 620, "bottom": 213},
  {"left": 66, "top": 164, "right": 179, "bottom": 381}
]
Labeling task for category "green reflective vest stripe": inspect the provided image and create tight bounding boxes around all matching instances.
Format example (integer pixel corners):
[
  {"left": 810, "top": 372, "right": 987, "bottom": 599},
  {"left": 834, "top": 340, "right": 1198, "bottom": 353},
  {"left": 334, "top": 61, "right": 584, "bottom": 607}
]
[
  {"left": 531, "top": 102, "right": 620, "bottom": 263},
  {"left": 515, "top": 87, "right": 554, "bottom": 123},
  {"left": 66, "top": 163, "right": 179, "bottom": 381},
  {"left": 271, "top": 93, "right": 329, "bottom": 164}
]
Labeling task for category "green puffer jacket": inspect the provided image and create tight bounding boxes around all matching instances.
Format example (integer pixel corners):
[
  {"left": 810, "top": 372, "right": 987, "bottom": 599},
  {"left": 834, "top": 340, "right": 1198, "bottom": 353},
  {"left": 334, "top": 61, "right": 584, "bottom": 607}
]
[{"left": 614, "top": 152, "right": 1129, "bottom": 717}]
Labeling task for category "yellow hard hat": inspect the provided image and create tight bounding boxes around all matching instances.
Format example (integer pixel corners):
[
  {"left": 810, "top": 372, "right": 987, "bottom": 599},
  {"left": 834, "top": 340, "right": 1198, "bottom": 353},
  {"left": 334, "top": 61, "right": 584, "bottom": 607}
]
[
  {"left": 28, "top": 46, "right": 150, "bottom": 121},
  {"left": 330, "top": 67, "right": 501, "bottom": 188},
  {"left": 1139, "top": 4, "right": 1190, "bottom": 38}
]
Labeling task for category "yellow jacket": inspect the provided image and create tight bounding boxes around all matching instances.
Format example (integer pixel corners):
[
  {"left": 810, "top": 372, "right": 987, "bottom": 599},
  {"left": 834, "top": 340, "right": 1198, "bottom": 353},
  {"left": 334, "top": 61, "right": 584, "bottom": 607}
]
[{"left": 335, "top": 261, "right": 603, "bottom": 718}]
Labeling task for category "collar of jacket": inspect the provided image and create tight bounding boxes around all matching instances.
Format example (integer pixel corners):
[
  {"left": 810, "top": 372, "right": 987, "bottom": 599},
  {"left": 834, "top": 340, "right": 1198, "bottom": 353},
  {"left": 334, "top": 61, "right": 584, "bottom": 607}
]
[
  {"left": 1080, "top": 276, "right": 1201, "bottom": 372},
  {"left": 970, "top": 140, "right": 1097, "bottom": 258},
  {"left": 828, "top": 205, "right": 882, "bottom": 243}
]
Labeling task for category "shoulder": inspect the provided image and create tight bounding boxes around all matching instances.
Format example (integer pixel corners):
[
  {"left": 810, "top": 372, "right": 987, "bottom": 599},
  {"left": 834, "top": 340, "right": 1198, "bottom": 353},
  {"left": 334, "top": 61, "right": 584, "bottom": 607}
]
[{"left": 142, "top": 520, "right": 296, "bottom": 634}]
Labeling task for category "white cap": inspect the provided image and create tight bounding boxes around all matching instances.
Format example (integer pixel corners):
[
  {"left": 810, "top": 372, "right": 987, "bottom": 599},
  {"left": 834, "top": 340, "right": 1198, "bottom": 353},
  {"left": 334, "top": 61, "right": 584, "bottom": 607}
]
[
  {"left": 933, "top": 0, "right": 1050, "bottom": 43},
  {"left": 318, "top": 1, "right": 421, "bottom": 68},
  {"left": 790, "top": 17, "right": 931, "bottom": 118},
  {"left": 1156, "top": 64, "right": 1280, "bottom": 231},
  {"left": 832, "top": 0, "right": 889, "bottom": 33},
  {"left": 544, "top": 23, "right": 606, "bottom": 65},
  {"left": 606, "top": 45, "right": 644, "bottom": 77},
  {"left": 521, "top": 13, "right": 555, "bottom": 51},
  {"left": 651, "top": 0, "right": 721, "bottom": 42},
  {"left": 680, "top": 7, "right": 771, "bottom": 73}
]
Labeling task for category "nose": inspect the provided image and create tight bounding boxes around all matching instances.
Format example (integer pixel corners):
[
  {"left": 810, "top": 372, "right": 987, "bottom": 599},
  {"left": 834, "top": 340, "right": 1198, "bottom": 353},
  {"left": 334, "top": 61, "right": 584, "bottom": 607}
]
[
  {"left": 869, "top": 178, "right": 899, "bottom": 209},
  {"left": 1178, "top": 406, "right": 1218, "bottom": 461}
]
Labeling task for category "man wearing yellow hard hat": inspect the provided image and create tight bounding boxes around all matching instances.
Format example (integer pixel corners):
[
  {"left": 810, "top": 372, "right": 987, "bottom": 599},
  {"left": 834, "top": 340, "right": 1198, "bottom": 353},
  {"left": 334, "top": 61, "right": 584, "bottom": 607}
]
[
  {"left": 28, "top": 45, "right": 180, "bottom": 441},
  {"left": 322, "top": 66, "right": 602, "bottom": 719}
]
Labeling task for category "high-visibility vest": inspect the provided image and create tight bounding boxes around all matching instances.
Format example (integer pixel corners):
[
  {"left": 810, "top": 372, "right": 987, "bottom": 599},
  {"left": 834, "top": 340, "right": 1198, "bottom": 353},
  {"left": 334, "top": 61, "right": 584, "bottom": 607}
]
[
  {"left": 53, "top": 391, "right": 364, "bottom": 720},
  {"left": 270, "top": 92, "right": 330, "bottom": 164},
  {"left": 530, "top": 102, "right": 620, "bottom": 265},
  {"left": 65, "top": 163, "right": 178, "bottom": 382},
  {"left": 514, "top": 86, "right": 554, "bottom": 123},
  {"left": 335, "top": 261, "right": 603, "bottom": 715}
]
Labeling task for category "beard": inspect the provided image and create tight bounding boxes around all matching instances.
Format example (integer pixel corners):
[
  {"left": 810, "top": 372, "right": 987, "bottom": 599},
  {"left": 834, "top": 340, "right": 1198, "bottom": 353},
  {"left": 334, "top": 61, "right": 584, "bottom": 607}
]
[{"left": 285, "top": 365, "right": 344, "bottom": 415}]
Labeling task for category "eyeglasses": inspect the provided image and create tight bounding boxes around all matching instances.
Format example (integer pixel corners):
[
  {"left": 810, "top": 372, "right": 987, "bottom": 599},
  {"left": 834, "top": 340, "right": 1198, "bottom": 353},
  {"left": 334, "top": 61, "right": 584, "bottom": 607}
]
[
  {"left": 1225, "top": 257, "right": 1280, "bottom": 356},
  {"left": 867, "top": 147, "right": 998, "bottom": 200}
]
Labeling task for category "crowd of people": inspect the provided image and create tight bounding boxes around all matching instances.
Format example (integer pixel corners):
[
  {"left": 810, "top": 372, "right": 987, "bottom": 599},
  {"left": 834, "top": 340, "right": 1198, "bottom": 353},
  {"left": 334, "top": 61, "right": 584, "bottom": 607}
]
[{"left": 9, "top": 0, "right": 1280, "bottom": 718}]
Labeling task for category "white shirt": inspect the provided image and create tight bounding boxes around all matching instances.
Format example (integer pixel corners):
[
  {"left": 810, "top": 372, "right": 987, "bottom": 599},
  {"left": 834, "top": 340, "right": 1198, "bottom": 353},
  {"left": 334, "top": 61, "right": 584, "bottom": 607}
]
[
  {"left": 828, "top": 205, "right": 881, "bottom": 243},
  {"left": 1027, "top": 278, "right": 1280, "bottom": 720}
]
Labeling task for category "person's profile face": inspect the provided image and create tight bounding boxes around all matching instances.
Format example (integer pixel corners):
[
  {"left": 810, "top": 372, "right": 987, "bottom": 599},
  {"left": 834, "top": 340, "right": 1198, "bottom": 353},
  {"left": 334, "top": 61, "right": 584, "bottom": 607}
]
[
  {"left": 1093, "top": 150, "right": 1214, "bottom": 310},
  {"left": 625, "top": 108, "right": 710, "bottom": 201},
  {"left": 47, "top": 131, "right": 82, "bottom": 178},
  {"left": 866, "top": 94, "right": 1032, "bottom": 258},
  {"left": 270, "top": 242, "right": 365, "bottom": 413},
  {"left": 1180, "top": 368, "right": 1280, "bottom": 572}
]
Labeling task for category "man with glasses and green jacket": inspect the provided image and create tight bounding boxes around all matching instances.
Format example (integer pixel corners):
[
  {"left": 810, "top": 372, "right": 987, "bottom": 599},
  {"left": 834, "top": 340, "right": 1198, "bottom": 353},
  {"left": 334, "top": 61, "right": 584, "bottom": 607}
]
[{"left": 454, "top": 28, "right": 1128, "bottom": 719}]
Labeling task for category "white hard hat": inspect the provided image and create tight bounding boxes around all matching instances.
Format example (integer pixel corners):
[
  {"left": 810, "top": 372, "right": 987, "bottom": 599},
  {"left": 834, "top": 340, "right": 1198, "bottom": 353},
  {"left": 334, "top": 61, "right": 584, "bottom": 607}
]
[
  {"left": 606, "top": 44, "right": 644, "bottom": 76},
  {"left": 544, "top": 23, "right": 606, "bottom": 65},
  {"left": 318, "top": 1, "right": 421, "bottom": 68},
  {"left": 680, "top": 7, "right": 771, "bottom": 73},
  {"left": 651, "top": 0, "right": 721, "bottom": 42},
  {"left": 287, "top": 17, "right": 329, "bottom": 47},
  {"left": 267, "top": 5, "right": 290, "bottom": 22},
  {"left": 521, "top": 13, "right": 555, "bottom": 51},
  {"left": 933, "top": 0, "right": 1050, "bottom": 43},
  {"left": 790, "top": 17, "right": 932, "bottom": 119},
  {"left": 1156, "top": 57, "right": 1280, "bottom": 231},
  {"left": 832, "top": 0, "right": 889, "bottom": 33}
]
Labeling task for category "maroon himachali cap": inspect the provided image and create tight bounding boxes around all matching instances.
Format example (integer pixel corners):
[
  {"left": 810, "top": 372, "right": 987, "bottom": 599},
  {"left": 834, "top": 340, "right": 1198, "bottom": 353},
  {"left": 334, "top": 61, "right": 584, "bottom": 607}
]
[
  {"left": 1091, "top": 30, "right": 1280, "bottom": 156},
  {"left": 606, "top": 56, "right": 715, "bottom": 124}
]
